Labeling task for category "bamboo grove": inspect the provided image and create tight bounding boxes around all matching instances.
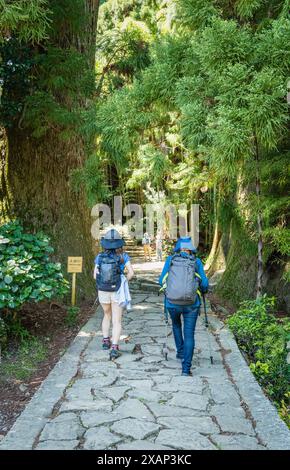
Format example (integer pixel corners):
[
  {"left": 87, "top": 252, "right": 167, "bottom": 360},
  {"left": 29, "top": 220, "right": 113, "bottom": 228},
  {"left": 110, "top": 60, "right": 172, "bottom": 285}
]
[{"left": 0, "top": 0, "right": 289, "bottom": 307}]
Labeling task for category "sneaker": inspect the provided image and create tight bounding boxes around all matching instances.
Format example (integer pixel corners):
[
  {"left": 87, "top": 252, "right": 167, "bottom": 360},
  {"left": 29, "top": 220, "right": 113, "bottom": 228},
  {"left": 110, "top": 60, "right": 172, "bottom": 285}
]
[
  {"left": 102, "top": 338, "right": 111, "bottom": 350},
  {"left": 109, "top": 348, "right": 122, "bottom": 360},
  {"left": 181, "top": 371, "right": 192, "bottom": 376}
]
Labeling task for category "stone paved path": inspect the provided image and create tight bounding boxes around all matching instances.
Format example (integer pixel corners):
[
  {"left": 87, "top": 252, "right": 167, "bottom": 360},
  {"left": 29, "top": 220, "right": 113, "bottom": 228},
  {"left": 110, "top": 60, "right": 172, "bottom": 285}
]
[{"left": 1, "top": 265, "right": 290, "bottom": 450}]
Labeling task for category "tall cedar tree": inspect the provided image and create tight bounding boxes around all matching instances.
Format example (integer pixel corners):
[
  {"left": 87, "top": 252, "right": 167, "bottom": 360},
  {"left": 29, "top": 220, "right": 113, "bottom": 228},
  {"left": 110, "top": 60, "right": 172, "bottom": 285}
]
[{"left": 0, "top": 1, "right": 100, "bottom": 295}]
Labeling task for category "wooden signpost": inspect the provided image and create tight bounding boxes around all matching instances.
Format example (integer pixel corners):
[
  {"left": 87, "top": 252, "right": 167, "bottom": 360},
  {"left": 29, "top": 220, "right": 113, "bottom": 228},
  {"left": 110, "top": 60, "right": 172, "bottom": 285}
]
[{"left": 67, "top": 257, "right": 83, "bottom": 306}]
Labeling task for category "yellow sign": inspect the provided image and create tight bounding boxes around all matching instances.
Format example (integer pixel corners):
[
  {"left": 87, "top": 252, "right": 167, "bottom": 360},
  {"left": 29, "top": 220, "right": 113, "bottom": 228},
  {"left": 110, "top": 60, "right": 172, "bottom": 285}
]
[
  {"left": 67, "top": 257, "right": 83, "bottom": 273},
  {"left": 67, "top": 257, "right": 83, "bottom": 306}
]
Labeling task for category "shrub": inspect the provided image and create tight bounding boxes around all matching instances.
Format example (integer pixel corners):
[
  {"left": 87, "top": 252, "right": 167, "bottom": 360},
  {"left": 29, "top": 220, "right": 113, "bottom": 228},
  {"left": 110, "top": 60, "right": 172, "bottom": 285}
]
[
  {"left": 65, "top": 306, "right": 80, "bottom": 327},
  {"left": 3, "top": 313, "right": 31, "bottom": 342},
  {"left": 0, "top": 221, "right": 69, "bottom": 311},
  {"left": 279, "top": 392, "right": 290, "bottom": 428},
  {"left": 228, "top": 295, "right": 290, "bottom": 420},
  {"left": 0, "top": 317, "right": 7, "bottom": 350}
]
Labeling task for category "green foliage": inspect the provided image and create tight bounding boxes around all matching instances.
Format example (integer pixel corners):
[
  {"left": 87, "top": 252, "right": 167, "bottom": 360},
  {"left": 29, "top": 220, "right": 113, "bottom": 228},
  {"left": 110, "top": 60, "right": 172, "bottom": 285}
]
[
  {"left": 228, "top": 296, "right": 290, "bottom": 406},
  {"left": 263, "top": 227, "right": 290, "bottom": 256},
  {"left": 256, "top": 17, "right": 290, "bottom": 73},
  {"left": 22, "top": 46, "right": 95, "bottom": 138},
  {"left": 198, "top": 18, "right": 252, "bottom": 73},
  {"left": 95, "top": 90, "right": 142, "bottom": 168},
  {"left": 235, "top": 0, "right": 266, "bottom": 19},
  {"left": 216, "top": 220, "right": 257, "bottom": 304},
  {"left": 163, "top": 237, "right": 176, "bottom": 255},
  {"left": 0, "top": 221, "right": 69, "bottom": 311},
  {"left": 278, "top": 392, "right": 290, "bottom": 428},
  {"left": 0, "top": 316, "right": 7, "bottom": 349},
  {"left": 0, "top": 0, "right": 97, "bottom": 147},
  {"left": 70, "top": 154, "right": 110, "bottom": 207},
  {"left": 96, "top": 18, "right": 152, "bottom": 95},
  {"left": 0, "top": 335, "right": 47, "bottom": 380},
  {"left": 282, "top": 266, "right": 290, "bottom": 284},
  {"left": 91, "top": 0, "right": 290, "bottom": 280},
  {"left": 176, "top": 0, "right": 217, "bottom": 30},
  {"left": 49, "top": 0, "right": 88, "bottom": 38},
  {"left": 127, "top": 143, "right": 171, "bottom": 190},
  {"left": 4, "top": 312, "right": 30, "bottom": 342},
  {"left": 0, "top": 38, "right": 36, "bottom": 127},
  {"left": 98, "top": 0, "right": 176, "bottom": 36},
  {"left": 98, "top": 0, "right": 142, "bottom": 32},
  {"left": 2, "top": 0, "right": 289, "bottom": 310},
  {"left": 0, "top": 0, "right": 51, "bottom": 44},
  {"left": 65, "top": 306, "right": 80, "bottom": 327}
]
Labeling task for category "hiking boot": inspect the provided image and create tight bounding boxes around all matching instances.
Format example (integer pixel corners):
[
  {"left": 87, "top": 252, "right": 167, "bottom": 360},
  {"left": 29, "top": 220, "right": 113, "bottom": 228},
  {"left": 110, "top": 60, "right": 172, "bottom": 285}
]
[
  {"left": 109, "top": 347, "right": 121, "bottom": 360},
  {"left": 181, "top": 371, "right": 192, "bottom": 377},
  {"left": 102, "top": 337, "right": 111, "bottom": 350}
]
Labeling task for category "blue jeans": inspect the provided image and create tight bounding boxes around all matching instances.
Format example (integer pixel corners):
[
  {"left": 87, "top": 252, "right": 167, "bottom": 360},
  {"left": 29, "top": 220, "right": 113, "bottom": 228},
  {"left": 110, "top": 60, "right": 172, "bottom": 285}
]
[{"left": 167, "top": 306, "right": 199, "bottom": 374}]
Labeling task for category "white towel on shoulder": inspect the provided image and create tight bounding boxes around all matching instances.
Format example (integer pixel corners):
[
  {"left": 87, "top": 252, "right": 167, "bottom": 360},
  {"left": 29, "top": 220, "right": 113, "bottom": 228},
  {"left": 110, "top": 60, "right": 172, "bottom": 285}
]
[{"left": 116, "top": 274, "right": 132, "bottom": 310}]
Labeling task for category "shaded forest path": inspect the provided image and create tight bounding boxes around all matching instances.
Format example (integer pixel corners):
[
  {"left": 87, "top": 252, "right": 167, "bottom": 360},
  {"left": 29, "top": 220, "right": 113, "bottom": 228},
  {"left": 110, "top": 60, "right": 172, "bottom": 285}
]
[{"left": 0, "top": 262, "right": 290, "bottom": 450}]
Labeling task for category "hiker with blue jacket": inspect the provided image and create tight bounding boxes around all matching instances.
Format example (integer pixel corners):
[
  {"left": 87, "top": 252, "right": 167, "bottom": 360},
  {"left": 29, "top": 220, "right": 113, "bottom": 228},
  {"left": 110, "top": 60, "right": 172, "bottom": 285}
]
[
  {"left": 159, "top": 237, "right": 208, "bottom": 376},
  {"left": 94, "top": 229, "right": 134, "bottom": 360}
]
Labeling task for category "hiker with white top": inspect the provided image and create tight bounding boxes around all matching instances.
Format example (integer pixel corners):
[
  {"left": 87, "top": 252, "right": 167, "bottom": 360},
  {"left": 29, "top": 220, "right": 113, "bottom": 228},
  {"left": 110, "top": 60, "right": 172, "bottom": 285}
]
[
  {"left": 94, "top": 229, "right": 134, "bottom": 360},
  {"left": 142, "top": 232, "right": 152, "bottom": 262}
]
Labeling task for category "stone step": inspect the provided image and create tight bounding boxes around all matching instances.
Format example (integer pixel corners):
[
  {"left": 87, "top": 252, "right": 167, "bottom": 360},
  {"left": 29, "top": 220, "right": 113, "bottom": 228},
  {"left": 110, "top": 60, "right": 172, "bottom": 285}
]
[
  {"left": 126, "top": 252, "right": 145, "bottom": 258},
  {"left": 124, "top": 241, "right": 136, "bottom": 247},
  {"left": 125, "top": 247, "right": 144, "bottom": 253},
  {"left": 130, "top": 284, "right": 160, "bottom": 294},
  {"left": 131, "top": 277, "right": 160, "bottom": 293}
]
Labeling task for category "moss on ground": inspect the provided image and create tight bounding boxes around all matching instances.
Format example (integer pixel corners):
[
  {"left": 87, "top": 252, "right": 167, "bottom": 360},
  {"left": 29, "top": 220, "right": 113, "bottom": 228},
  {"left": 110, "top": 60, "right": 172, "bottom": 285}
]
[
  {"left": 216, "top": 220, "right": 257, "bottom": 306},
  {"left": 0, "top": 337, "right": 48, "bottom": 381}
]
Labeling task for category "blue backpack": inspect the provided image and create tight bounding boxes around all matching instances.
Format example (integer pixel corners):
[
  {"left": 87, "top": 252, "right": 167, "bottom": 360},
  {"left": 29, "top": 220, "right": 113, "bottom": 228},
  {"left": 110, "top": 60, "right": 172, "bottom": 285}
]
[{"left": 96, "top": 252, "right": 122, "bottom": 292}]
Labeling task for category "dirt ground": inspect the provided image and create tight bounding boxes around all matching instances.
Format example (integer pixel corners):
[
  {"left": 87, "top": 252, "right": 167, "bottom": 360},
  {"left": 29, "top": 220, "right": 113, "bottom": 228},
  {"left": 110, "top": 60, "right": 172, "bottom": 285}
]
[
  {"left": 208, "top": 292, "right": 235, "bottom": 318},
  {"left": 0, "top": 299, "right": 97, "bottom": 438}
]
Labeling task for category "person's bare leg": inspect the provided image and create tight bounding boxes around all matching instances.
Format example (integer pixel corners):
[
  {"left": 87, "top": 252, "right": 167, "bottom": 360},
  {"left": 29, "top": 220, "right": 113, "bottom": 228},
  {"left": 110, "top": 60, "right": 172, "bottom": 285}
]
[
  {"left": 111, "top": 302, "right": 123, "bottom": 345},
  {"left": 101, "top": 303, "right": 112, "bottom": 338}
]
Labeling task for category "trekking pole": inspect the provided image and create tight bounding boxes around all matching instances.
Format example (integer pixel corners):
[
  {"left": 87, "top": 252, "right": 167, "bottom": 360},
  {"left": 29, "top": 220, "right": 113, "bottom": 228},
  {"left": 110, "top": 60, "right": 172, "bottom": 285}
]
[
  {"left": 202, "top": 293, "right": 214, "bottom": 365},
  {"left": 89, "top": 295, "right": 99, "bottom": 314},
  {"left": 157, "top": 281, "right": 169, "bottom": 361},
  {"left": 162, "top": 305, "right": 169, "bottom": 361}
]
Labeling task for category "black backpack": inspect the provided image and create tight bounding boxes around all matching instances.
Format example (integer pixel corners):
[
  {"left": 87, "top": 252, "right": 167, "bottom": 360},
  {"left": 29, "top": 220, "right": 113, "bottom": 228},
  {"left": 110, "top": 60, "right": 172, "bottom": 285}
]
[{"left": 96, "top": 252, "right": 122, "bottom": 292}]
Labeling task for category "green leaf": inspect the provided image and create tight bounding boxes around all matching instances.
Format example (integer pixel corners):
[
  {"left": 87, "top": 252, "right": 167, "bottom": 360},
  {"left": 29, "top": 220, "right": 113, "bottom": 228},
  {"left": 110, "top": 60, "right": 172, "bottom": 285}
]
[{"left": 4, "top": 275, "right": 13, "bottom": 285}]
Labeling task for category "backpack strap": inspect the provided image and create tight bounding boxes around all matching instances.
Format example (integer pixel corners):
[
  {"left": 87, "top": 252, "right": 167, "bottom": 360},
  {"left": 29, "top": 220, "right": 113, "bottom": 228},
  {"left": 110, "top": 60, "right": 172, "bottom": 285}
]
[
  {"left": 159, "top": 254, "right": 176, "bottom": 293},
  {"left": 160, "top": 271, "right": 169, "bottom": 293},
  {"left": 98, "top": 251, "right": 122, "bottom": 269},
  {"left": 170, "top": 253, "right": 182, "bottom": 264},
  {"left": 195, "top": 270, "right": 202, "bottom": 299},
  {"left": 98, "top": 252, "right": 106, "bottom": 264}
]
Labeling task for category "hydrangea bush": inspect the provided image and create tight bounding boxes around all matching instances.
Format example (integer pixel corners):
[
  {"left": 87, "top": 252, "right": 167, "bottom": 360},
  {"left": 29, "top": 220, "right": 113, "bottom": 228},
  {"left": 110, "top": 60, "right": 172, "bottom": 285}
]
[{"left": 0, "top": 221, "right": 69, "bottom": 311}]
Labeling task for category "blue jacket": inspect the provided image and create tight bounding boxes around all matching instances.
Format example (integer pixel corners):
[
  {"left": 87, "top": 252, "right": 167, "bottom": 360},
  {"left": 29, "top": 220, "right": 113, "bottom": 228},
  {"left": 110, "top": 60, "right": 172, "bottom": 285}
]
[{"left": 159, "top": 250, "right": 208, "bottom": 309}]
